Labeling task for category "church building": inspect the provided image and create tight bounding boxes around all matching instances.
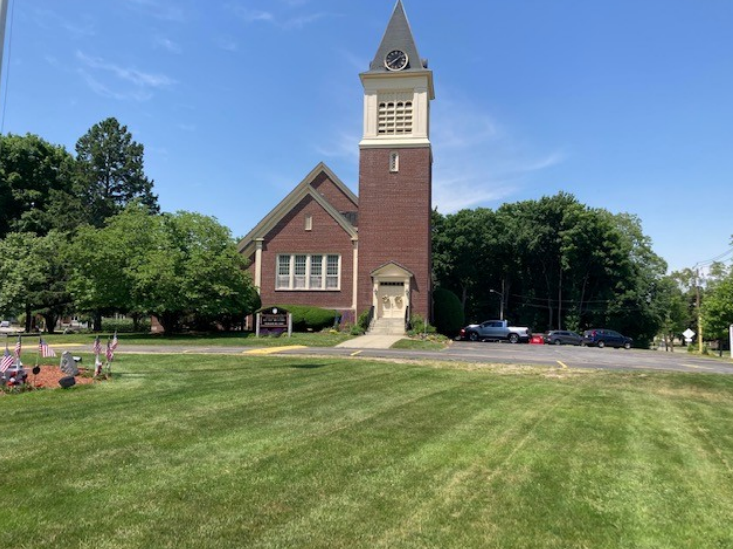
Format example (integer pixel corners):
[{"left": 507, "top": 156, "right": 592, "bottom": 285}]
[{"left": 238, "top": 1, "right": 435, "bottom": 334}]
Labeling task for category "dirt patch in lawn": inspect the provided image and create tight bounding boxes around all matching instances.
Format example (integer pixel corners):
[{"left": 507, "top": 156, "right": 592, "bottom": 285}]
[{"left": 1, "top": 365, "right": 102, "bottom": 395}]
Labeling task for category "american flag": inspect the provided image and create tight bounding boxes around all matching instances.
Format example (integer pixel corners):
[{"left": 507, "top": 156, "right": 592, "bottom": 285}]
[
  {"left": 14, "top": 336, "right": 21, "bottom": 358},
  {"left": 106, "top": 339, "right": 114, "bottom": 362},
  {"left": 39, "top": 338, "right": 57, "bottom": 358},
  {"left": 93, "top": 335, "right": 101, "bottom": 356},
  {"left": 110, "top": 330, "right": 119, "bottom": 351},
  {"left": 1, "top": 347, "right": 14, "bottom": 373}
]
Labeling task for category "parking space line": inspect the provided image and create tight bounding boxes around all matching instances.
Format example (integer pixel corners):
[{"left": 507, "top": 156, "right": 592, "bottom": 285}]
[{"left": 557, "top": 361, "right": 569, "bottom": 369}]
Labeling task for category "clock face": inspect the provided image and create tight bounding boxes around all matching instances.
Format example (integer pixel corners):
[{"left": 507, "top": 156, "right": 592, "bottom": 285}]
[{"left": 385, "top": 50, "right": 408, "bottom": 71}]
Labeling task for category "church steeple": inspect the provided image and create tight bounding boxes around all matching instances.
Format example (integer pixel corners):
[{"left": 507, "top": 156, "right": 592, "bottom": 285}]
[{"left": 366, "top": 0, "right": 426, "bottom": 73}]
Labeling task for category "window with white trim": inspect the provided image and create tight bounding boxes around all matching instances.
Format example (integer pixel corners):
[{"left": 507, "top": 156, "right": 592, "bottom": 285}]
[{"left": 276, "top": 254, "right": 341, "bottom": 291}]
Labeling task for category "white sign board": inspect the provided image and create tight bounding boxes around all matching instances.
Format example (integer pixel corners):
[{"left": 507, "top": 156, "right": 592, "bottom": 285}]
[{"left": 683, "top": 329, "right": 696, "bottom": 340}]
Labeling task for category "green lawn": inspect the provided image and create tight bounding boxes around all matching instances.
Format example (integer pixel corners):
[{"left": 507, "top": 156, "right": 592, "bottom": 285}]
[
  {"left": 2, "top": 355, "right": 733, "bottom": 548},
  {"left": 34, "top": 330, "right": 353, "bottom": 348}
]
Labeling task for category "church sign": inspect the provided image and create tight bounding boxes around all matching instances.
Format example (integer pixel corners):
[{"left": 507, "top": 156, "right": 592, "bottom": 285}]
[{"left": 256, "top": 307, "right": 292, "bottom": 337}]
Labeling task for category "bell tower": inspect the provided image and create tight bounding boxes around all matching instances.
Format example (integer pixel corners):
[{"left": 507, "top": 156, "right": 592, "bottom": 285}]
[{"left": 357, "top": 0, "right": 435, "bottom": 325}]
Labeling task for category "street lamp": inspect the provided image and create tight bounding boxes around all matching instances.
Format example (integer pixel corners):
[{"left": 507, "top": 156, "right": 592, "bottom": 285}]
[{"left": 489, "top": 288, "right": 504, "bottom": 321}]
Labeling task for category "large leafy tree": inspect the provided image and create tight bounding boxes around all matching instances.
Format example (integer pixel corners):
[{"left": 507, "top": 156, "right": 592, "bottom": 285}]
[
  {"left": 68, "top": 205, "right": 259, "bottom": 333},
  {"left": 74, "top": 117, "right": 158, "bottom": 227},
  {"left": 0, "top": 231, "right": 73, "bottom": 332},
  {"left": 0, "top": 133, "right": 76, "bottom": 237},
  {"left": 432, "top": 193, "right": 668, "bottom": 344},
  {"left": 701, "top": 257, "right": 733, "bottom": 346}
]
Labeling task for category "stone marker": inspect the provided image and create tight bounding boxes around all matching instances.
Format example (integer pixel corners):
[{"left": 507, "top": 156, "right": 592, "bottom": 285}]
[{"left": 59, "top": 351, "right": 79, "bottom": 376}]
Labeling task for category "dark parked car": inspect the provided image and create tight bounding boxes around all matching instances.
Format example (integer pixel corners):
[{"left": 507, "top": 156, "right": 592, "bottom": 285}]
[
  {"left": 544, "top": 330, "right": 583, "bottom": 346},
  {"left": 582, "top": 329, "right": 633, "bottom": 349}
]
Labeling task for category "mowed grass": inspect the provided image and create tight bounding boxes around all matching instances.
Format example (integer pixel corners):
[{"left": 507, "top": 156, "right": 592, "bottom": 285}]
[
  {"left": 38, "top": 330, "right": 352, "bottom": 348},
  {"left": 2, "top": 356, "right": 733, "bottom": 549}
]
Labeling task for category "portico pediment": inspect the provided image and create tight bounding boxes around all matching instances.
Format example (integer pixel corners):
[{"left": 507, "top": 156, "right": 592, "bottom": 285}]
[{"left": 371, "top": 261, "right": 413, "bottom": 280}]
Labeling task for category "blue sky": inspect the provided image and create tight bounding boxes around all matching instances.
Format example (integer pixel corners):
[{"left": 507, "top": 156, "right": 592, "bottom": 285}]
[{"left": 1, "top": 0, "right": 731, "bottom": 273}]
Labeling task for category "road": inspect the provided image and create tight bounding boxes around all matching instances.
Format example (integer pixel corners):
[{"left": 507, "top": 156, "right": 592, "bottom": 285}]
[{"left": 102, "top": 341, "right": 733, "bottom": 375}]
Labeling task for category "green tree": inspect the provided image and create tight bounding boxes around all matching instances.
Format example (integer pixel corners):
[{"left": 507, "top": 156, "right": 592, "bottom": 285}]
[
  {"left": 0, "top": 133, "right": 76, "bottom": 237},
  {"left": 0, "top": 231, "right": 73, "bottom": 332},
  {"left": 74, "top": 118, "right": 158, "bottom": 227},
  {"left": 67, "top": 206, "right": 258, "bottom": 333}
]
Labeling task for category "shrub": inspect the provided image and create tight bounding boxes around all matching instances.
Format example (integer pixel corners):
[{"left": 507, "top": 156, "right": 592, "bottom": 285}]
[
  {"left": 101, "top": 317, "right": 151, "bottom": 333},
  {"left": 267, "top": 305, "right": 339, "bottom": 332},
  {"left": 357, "top": 309, "right": 371, "bottom": 332},
  {"left": 433, "top": 288, "right": 465, "bottom": 337},
  {"left": 408, "top": 314, "right": 436, "bottom": 336}
]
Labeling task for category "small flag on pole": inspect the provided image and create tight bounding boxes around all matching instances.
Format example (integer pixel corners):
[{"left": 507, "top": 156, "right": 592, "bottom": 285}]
[
  {"left": 110, "top": 330, "right": 119, "bottom": 351},
  {"left": 1, "top": 347, "right": 13, "bottom": 373},
  {"left": 14, "top": 336, "right": 21, "bottom": 358},
  {"left": 93, "top": 335, "right": 101, "bottom": 356},
  {"left": 106, "top": 339, "right": 114, "bottom": 363},
  {"left": 39, "top": 338, "right": 57, "bottom": 358}
]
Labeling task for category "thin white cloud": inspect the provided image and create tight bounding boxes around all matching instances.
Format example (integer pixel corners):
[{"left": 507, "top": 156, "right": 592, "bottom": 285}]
[
  {"left": 216, "top": 36, "right": 239, "bottom": 52},
  {"left": 123, "top": 0, "right": 187, "bottom": 22},
  {"left": 33, "top": 8, "right": 96, "bottom": 38},
  {"left": 76, "top": 51, "right": 175, "bottom": 101},
  {"left": 154, "top": 37, "right": 183, "bottom": 55},
  {"left": 227, "top": 2, "right": 335, "bottom": 30},
  {"left": 430, "top": 95, "right": 565, "bottom": 213}
]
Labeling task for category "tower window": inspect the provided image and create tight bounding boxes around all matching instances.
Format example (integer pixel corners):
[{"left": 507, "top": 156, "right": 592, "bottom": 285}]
[
  {"left": 378, "top": 100, "right": 413, "bottom": 135},
  {"left": 389, "top": 152, "right": 400, "bottom": 173}
]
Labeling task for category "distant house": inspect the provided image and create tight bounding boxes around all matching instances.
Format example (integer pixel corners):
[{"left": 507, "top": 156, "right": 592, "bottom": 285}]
[{"left": 238, "top": 1, "right": 435, "bottom": 334}]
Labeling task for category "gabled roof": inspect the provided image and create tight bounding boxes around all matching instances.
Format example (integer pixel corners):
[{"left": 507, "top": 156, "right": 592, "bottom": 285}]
[
  {"left": 371, "top": 261, "right": 414, "bottom": 278},
  {"left": 237, "top": 163, "right": 358, "bottom": 258},
  {"left": 365, "top": 0, "right": 427, "bottom": 74}
]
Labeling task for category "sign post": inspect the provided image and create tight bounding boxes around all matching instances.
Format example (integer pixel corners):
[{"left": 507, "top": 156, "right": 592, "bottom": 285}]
[
  {"left": 256, "top": 307, "right": 292, "bottom": 338},
  {"left": 683, "top": 328, "right": 696, "bottom": 347}
]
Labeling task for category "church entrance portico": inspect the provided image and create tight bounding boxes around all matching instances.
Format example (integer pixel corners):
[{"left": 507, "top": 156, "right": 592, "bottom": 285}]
[{"left": 371, "top": 262, "right": 412, "bottom": 323}]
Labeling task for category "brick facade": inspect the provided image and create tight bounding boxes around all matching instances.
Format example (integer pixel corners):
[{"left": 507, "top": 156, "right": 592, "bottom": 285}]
[
  {"left": 357, "top": 147, "right": 433, "bottom": 320},
  {"left": 245, "top": 171, "right": 357, "bottom": 315}
]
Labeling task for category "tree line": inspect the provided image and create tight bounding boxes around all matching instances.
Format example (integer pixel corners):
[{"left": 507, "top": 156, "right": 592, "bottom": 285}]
[
  {"left": 432, "top": 194, "right": 732, "bottom": 348},
  {"left": 0, "top": 118, "right": 258, "bottom": 333}
]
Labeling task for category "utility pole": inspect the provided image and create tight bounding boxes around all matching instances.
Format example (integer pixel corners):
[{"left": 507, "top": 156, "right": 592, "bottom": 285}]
[
  {"left": 696, "top": 268, "right": 703, "bottom": 353},
  {"left": 0, "top": 0, "right": 8, "bottom": 91}
]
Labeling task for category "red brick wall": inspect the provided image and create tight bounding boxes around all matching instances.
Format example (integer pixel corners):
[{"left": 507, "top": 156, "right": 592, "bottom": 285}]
[
  {"left": 357, "top": 147, "right": 433, "bottom": 320},
  {"left": 254, "top": 193, "right": 355, "bottom": 312},
  {"left": 310, "top": 172, "right": 358, "bottom": 216}
]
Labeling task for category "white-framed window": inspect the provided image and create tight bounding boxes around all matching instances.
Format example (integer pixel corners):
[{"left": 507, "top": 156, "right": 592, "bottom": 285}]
[
  {"left": 276, "top": 254, "right": 341, "bottom": 291},
  {"left": 389, "top": 151, "right": 400, "bottom": 173},
  {"left": 305, "top": 215, "right": 313, "bottom": 231}
]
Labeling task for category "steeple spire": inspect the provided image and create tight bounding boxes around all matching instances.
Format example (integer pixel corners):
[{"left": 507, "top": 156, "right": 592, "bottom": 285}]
[{"left": 367, "top": 0, "right": 426, "bottom": 73}]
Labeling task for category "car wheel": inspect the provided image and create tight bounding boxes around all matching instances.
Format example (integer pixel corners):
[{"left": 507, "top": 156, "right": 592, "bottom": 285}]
[
  {"left": 597, "top": 340, "right": 605, "bottom": 349},
  {"left": 469, "top": 332, "right": 478, "bottom": 342},
  {"left": 623, "top": 341, "right": 631, "bottom": 350},
  {"left": 554, "top": 339, "right": 562, "bottom": 346},
  {"left": 508, "top": 333, "right": 520, "bottom": 344}
]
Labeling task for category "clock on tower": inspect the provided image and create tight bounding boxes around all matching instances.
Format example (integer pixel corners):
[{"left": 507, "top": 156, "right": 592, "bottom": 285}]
[{"left": 357, "top": 0, "right": 435, "bottom": 329}]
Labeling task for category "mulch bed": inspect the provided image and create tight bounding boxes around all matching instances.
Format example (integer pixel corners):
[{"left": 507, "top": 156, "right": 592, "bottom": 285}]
[{"left": 1, "top": 365, "right": 102, "bottom": 395}]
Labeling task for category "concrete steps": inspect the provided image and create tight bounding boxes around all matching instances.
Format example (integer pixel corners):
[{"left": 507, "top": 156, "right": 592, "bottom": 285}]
[{"left": 369, "top": 318, "right": 406, "bottom": 336}]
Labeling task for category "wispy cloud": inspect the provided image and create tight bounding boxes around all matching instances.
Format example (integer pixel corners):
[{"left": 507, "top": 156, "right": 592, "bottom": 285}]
[
  {"left": 76, "top": 51, "right": 175, "bottom": 101},
  {"left": 33, "top": 8, "right": 96, "bottom": 38},
  {"left": 215, "top": 36, "right": 239, "bottom": 52},
  {"left": 430, "top": 94, "right": 565, "bottom": 213},
  {"left": 154, "top": 36, "right": 183, "bottom": 55},
  {"left": 227, "top": 2, "right": 335, "bottom": 30},
  {"left": 123, "top": 0, "right": 187, "bottom": 22}
]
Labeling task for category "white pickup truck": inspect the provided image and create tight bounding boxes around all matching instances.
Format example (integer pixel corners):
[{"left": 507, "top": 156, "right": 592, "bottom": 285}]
[{"left": 458, "top": 319, "right": 532, "bottom": 343}]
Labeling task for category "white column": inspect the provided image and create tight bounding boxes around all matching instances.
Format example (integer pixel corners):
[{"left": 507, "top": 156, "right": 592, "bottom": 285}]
[
  {"left": 254, "top": 238, "right": 264, "bottom": 293},
  {"left": 352, "top": 239, "right": 359, "bottom": 313},
  {"left": 730, "top": 325, "right": 733, "bottom": 360}
]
